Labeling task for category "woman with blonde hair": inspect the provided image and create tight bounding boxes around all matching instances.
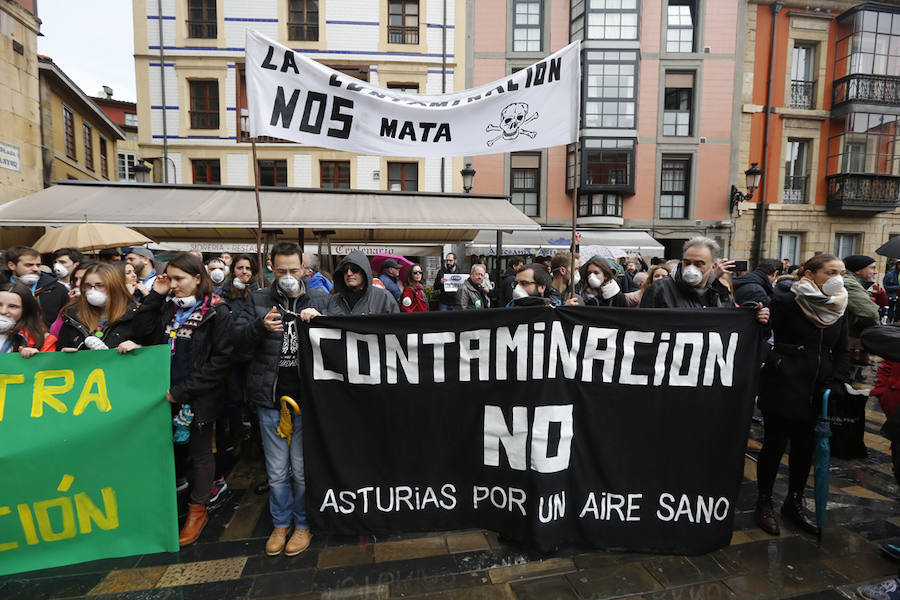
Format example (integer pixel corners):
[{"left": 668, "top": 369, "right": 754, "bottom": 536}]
[{"left": 57, "top": 263, "right": 141, "bottom": 353}]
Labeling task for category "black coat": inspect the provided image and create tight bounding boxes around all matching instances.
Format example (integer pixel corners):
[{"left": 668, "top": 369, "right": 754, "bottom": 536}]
[
  {"left": 32, "top": 273, "right": 69, "bottom": 328},
  {"left": 133, "top": 290, "right": 233, "bottom": 427},
  {"left": 232, "top": 282, "right": 328, "bottom": 410},
  {"left": 495, "top": 267, "right": 517, "bottom": 308},
  {"left": 757, "top": 290, "right": 850, "bottom": 422},
  {"left": 56, "top": 304, "right": 140, "bottom": 350},
  {"left": 640, "top": 266, "right": 733, "bottom": 309},
  {"left": 733, "top": 270, "right": 776, "bottom": 307},
  {"left": 432, "top": 263, "right": 460, "bottom": 306}
]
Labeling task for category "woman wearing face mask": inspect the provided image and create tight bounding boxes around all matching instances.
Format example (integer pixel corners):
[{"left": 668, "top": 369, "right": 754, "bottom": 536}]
[
  {"left": 48, "top": 261, "right": 99, "bottom": 339},
  {"left": 206, "top": 257, "right": 229, "bottom": 296},
  {"left": 57, "top": 264, "right": 141, "bottom": 353},
  {"left": 575, "top": 256, "right": 627, "bottom": 307},
  {"left": 133, "top": 252, "right": 233, "bottom": 546},
  {"left": 754, "top": 254, "right": 850, "bottom": 538},
  {"left": 400, "top": 265, "right": 428, "bottom": 312},
  {"left": 0, "top": 283, "right": 57, "bottom": 357},
  {"left": 223, "top": 254, "right": 259, "bottom": 314}
]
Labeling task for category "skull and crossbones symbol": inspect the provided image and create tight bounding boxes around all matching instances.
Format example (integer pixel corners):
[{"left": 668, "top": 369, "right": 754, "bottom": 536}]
[{"left": 485, "top": 103, "right": 538, "bottom": 146}]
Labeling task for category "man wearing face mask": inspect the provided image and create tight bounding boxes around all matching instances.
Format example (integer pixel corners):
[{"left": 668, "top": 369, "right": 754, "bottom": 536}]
[
  {"left": 232, "top": 242, "right": 329, "bottom": 557},
  {"left": 640, "top": 237, "right": 770, "bottom": 325},
  {"left": 51, "top": 248, "right": 83, "bottom": 290},
  {"left": 509, "top": 263, "right": 557, "bottom": 307},
  {"left": 5, "top": 246, "right": 68, "bottom": 328},
  {"left": 547, "top": 252, "right": 584, "bottom": 306},
  {"left": 206, "top": 257, "right": 228, "bottom": 296}
]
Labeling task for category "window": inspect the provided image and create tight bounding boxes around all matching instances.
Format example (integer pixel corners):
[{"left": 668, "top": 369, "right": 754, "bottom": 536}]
[
  {"left": 83, "top": 123, "right": 94, "bottom": 171},
  {"left": 192, "top": 159, "right": 220, "bottom": 185},
  {"left": 63, "top": 106, "right": 76, "bottom": 160},
  {"left": 258, "top": 159, "right": 288, "bottom": 187},
  {"left": 99, "top": 137, "right": 108, "bottom": 179},
  {"left": 288, "top": 0, "right": 318, "bottom": 41},
  {"left": 320, "top": 161, "right": 350, "bottom": 188},
  {"left": 834, "top": 233, "right": 858, "bottom": 257},
  {"left": 578, "top": 193, "right": 622, "bottom": 218},
  {"left": 790, "top": 44, "right": 816, "bottom": 108},
  {"left": 666, "top": 0, "right": 695, "bottom": 53},
  {"left": 778, "top": 233, "right": 802, "bottom": 266},
  {"left": 586, "top": 0, "right": 638, "bottom": 41},
  {"left": 387, "top": 83, "right": 419, "bottom": 94},
  {"left": 510, "top": 153, "right": 540, "bottom": 217},
  {"left": 827, "top": 112, "right": 900, "bottom": 175},
  {"left": 513, "top": 0, "right": 542, "bottom": 52},
  {"left": 387, "top": 162, "right": 417, "bottom": 191},
  {"left": 663, "top": 73, "right": 694, "bottom": 136},
  {"left": 124, "top": 113, "right": 138, "bottom": 127},
  {"left": 117, "top": 152, "right": 137, "bottom": 181},
  {"left": 660, "top": 158, "right": 690, "bottom": 219},
  {"left": 841, "top": 10, "right": 900, "bottom": 76},
  {"left": 583, "top": 138, "right": 634, "bottom": 188},
  {"left": 584, "top": 51, "right": 637, "bottom": 129},
  {"left": 784, "top": 139, "right": 809, "bottom": 203},
  {"left": 388, "top": 0, "right": 418, "bottom": 44},
  {"left": 189, "top": 80, "right": 219, "bottom": 129},
  {"left": 842, "top": 141, "right": 867, "bottom": 172},
  {"left": 187, "top": 0, "right": 216, "bottom": 39}
]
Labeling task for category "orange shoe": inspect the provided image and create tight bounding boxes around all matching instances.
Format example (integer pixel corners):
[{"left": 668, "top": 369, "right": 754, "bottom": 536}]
[
  {"left": 178, "top": 504, "right": 208, "bottom": 546},
  {"left": 266, "top": 527, "right": 290, "bottom": 556},
  {"left": 285, "top": 528, "right": 312, "bottom": 556}
]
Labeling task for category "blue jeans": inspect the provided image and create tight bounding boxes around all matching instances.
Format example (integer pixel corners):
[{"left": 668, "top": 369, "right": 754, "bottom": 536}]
[
  {"left": 439, "top": 303, "right": 456, "bottom": 311},
  {"left": 258, "top": 407, "right": 308, "bottom": 529}
]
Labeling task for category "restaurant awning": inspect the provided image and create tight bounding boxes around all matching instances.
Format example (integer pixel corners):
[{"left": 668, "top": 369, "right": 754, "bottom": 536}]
[
  {"left": 0, "top": 181, "right": 540, "bottom": 245},
  {"left": 466, "top": 228, "right": 665, "bottom": 258}
]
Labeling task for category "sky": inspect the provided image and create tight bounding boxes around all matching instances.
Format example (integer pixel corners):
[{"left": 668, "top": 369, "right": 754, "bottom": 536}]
[{"left": 37, "top": 0, "right": 137, "bottom": 102}]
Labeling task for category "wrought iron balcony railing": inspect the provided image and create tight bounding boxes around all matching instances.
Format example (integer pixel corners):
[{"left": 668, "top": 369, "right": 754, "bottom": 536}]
[
  {"left": 783, "top": 175, "right": 808, "bottom": 203},
  {"left": 790, "top": 80, "right": 815, "bottom": 109},
  {"left": 833, "top": 73, "right": 900, "bottom": 107},
  {"left": 826, "top": 173, "right": 900, "bottom": 214}
]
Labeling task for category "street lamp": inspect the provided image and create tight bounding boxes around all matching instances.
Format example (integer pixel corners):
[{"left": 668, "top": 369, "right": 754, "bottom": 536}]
[
  {"left": 460, "top": 163, "right": 476, "bottom": 194},
  {"left": 729, "top": 162, "right": 763, "bottom": 212}
]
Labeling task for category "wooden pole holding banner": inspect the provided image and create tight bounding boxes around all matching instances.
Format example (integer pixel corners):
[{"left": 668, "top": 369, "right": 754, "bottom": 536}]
[
  {"left": 569, "top": 141, "right": 580, "bottom": 301},
  {"left": 251, "top": 140, "right": 266, "bottom": 288}
]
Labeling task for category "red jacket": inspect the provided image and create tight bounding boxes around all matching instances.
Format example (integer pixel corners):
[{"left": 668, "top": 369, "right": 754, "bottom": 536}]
[{"left": 400, "top": 285, "right": 428, "bottom": 313}]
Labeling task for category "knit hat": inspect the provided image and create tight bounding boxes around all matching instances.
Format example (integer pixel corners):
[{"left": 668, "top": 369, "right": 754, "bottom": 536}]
[{"left": 843, "top": 254, "right": 875, "bottom": 273}]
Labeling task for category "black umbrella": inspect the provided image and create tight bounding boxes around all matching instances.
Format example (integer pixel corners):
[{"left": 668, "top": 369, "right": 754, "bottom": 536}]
[{"left": 876, "top": 237, "right": 900, "bottom": 258}]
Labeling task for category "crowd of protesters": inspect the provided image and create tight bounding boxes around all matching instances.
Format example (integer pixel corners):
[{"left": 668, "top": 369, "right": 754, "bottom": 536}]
[{"left": 1, "top": 236, "right": 895, "bottom": 560}]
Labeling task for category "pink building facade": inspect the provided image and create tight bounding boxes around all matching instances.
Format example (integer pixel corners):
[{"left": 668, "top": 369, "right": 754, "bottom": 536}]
[{"left": 469, "top": 0, "right": 744, "bottom": 258}]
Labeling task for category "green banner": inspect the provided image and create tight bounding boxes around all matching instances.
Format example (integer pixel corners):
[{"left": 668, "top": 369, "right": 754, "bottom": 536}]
[{"left": 0, "top": 345, "right": 178, "bottom": 576}]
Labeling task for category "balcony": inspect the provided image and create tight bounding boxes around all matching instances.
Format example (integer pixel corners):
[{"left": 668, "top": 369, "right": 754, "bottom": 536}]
[
  {"left": 239, "top": 111, "right": 290, "bottom": 144},
  {"left": 790, "top": 80, "right": 816, "bottom": 109},
  {"left": 783, "top": 175, "right": 808, "bottom": 204},
  {"left": 833, "top": 74, "right": 900, "bottom": 108},
  {"left": 826, "top": 173, "right": 900, "bottom": 214}
]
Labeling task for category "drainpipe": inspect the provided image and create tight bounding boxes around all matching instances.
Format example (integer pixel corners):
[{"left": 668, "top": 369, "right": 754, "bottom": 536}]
[
  {"left": 753, "top": 0, "right": 783, "bottom": 265},
  {"left": 440, "top": 0, "right": 447, "bottom": 192},
  {"left": 157, "top": 0, "right": 169, "bottom": 183}
]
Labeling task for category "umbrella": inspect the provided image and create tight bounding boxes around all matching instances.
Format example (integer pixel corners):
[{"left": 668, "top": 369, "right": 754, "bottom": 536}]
[
  {"left": 32, "top": 222, "right": 152, "bottom": 253},
  {"left": 813, "top": 389, "right": 832, "bottom": 535},
  {"left": 370, "top": 253, "right": 415, "bottom": 282},
  {"left": 876, "top": 237, "right": 900, "bottom": 258}
]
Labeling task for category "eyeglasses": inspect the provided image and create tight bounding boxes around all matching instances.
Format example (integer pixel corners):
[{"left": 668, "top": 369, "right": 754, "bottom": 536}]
[
  {"left": 517, "top": 280, "right": 536, "bottom": 286},
  {"left": 84, "top": 282, "right": 106, "bottom": 290},
  {"left": 345, "top": 264, "right": 362, "bottom": 274}
]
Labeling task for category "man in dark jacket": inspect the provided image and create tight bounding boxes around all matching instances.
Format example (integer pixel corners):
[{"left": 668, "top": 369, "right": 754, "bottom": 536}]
[
  {"left": 733, "top": 258, "right": 781, "bottom": 307},
  {"left": 456, "top": 263, "right": 491, "bottom": 310},
  {"left": 306, "top": 250, "right": 399, "bottom": 317},
  {"left": 377, "top": 258, "right": 403, "bottom": 302},
  {"left": 6, "top": 245, "right": 68, "bottom": 328},
  {"left": 232, "top": 242, "right": 328, "bottom": 558},
  {"left": 432, "top": 252, "right": 460, "bottom": 311},
  {"left": 496, "top": 256, "right": 525, "bottom": 308}
]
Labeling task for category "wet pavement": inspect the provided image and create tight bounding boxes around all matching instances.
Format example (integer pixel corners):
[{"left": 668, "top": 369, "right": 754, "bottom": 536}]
[{"left": 3, "top": 393, "right": 900, "bottom": 599}]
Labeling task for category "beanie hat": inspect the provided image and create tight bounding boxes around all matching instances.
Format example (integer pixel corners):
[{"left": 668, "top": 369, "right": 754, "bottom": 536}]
[{"left": 843, "top": 254, "right": 875, "bottom": 273}]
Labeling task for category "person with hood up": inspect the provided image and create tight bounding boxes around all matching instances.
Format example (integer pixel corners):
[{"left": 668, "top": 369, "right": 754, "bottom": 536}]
[
  {"left": 233, "top": 243, "right": 328, "bottom": 557},
  {"left": 400, "top": 264, "right": 428, "bottom": 312},
  {"left": 0, "top": 282, "right": 57, "bottom": 356},
  {"left": 5, "top": 246, "right": 69, "bottom": 328},
  {"left": 304, "top": 250, "right": 399, "bottom": 317},
  {"left": 733, "top": 259, "right": 782, "bottom": 307},
  {"left": 456, "top": 264, "right": 491, "bottom": 310},
  {"left": 576, "top": 256, "right": 627, "bottom": 307}
]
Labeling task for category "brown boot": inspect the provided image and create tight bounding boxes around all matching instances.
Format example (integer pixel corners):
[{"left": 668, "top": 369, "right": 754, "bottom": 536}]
[
  {"left": 266, "top": 527, "right": 290, "bottom": 556},
  {"left": 754, "top": 495, "right": 780, "bottom": 536},
  {"left": 178, "top": 504, "right": 208, "bottom": 546},
  {"left": 284, "top": 528, "right": 312, "bottom": 557}
]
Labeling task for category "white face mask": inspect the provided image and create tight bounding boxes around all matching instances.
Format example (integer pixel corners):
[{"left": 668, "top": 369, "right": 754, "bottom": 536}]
[
  {"left": 172, "top": 295, "right": 197, "bottom": 309},
  {"left": 85, "top": 289, "right": 108, "bottom": 307},
  {"left": 232, "top": 277, "right": 246, "bottom": 291},
  {"left": 512, "top": 283, "right": 529, "bottom": 300},
  {"left": 822, "top": 275, "right": 845, "bottom": 296},
  {"left": 573, "top": 270, "right": 581, "bottom": 286},
  {"left": 588, "top": 273, "right": 604, "bottom": 289},
  {"left": 83, "top": 335, "right": 108, "bottom": 350},
  {"left": 208, "top": 268, "right": 225, "bottom": 284},
  {"left": 682, "top": 265, "right": 704, "bottom": 287},
  {"left": 401, "top": 296, "right": 412, "bottom": 307},
  {"left": 278, "top": 275, "right": 300, "bottom": 295},
  {"left": 53, "top": 263, "right": 69, "bottom": 278},
  {"left": 0, "top": 315, "right": 16, "bottom": 333},
  {"left": 600, "top": 279, "right": 621, "bottom": 299},
  {"left": 18, "top": 273, "right": 39, "bottom": 286}
]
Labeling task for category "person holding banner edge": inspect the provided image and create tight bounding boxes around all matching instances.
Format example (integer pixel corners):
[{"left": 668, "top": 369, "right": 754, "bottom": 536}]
[
  {"left": 0, "top": 282, "right": 56, "bottom": 356},
  {"left": 133, "top": 252, "right": 234, "bottom": 546}
]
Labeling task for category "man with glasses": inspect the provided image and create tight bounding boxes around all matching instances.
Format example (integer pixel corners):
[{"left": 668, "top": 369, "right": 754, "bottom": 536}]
[
  {"left": 509, "top": 263, "right": 556, "bottom": 307},
  {"left": 433, "top": 252, "right": 460, "bottom": 311},
  {"left": 303, "top": 250, "right": 399, "bottom": 317}
]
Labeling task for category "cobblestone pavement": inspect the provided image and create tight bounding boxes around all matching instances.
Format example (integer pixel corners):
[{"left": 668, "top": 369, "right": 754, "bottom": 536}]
[{"left": 3, "top": 395, "right": 900, "bottom": 599}]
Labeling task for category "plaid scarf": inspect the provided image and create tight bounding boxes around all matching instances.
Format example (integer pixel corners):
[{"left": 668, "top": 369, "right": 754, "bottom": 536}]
[{"left": 791, "top": 277, "right": 848, "bottom": 328}]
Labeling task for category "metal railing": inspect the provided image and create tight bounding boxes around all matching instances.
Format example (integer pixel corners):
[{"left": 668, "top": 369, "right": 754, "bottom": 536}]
[
  {"left": 783, "top": 175, "right": 809, "bottom": 203},
  {"left": 826, "top": 173, "right": 900, "bottom": 213},
  {"left": 833, "top": 73, "right": 900, "bottom": 107},
  {"left": 790, "top": 80, "right": 815, "bottom": 109}
]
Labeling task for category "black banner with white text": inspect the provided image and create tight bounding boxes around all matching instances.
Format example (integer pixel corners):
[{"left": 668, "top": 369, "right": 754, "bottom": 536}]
[{"left": 299, "top": 307, "right": 762, "bottom": 554}]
